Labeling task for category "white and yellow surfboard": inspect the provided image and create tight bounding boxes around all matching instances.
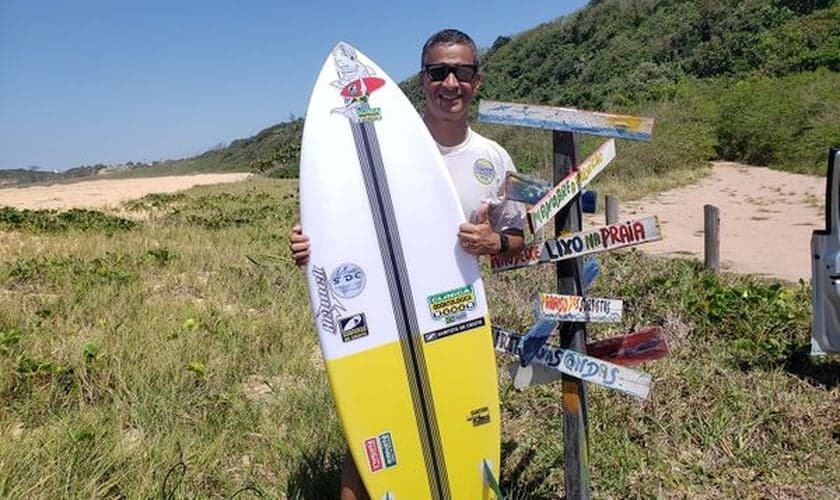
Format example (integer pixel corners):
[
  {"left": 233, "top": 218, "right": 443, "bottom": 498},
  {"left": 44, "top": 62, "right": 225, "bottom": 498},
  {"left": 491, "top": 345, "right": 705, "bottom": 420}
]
[{"left": 299, "top": 42, "right": 500, "bottom": 499}]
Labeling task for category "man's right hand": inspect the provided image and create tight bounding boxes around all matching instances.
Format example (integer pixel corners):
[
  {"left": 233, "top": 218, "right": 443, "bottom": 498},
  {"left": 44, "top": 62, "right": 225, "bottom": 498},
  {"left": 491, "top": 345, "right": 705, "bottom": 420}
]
[{"left": 289, "top": 223, "right": 311, "bottom": 267}]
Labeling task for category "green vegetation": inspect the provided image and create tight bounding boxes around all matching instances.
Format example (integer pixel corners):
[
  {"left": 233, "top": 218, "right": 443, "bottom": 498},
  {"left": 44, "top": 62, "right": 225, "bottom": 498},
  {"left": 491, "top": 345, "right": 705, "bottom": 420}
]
[
  {"left": 487, "top": 251, "right": 837, "bottom": 498},
  {"left": 3, "top": 0, "right": 837, "bottom": 186},
  {"left": 103, "top": 119, "right": 305, "bottom": 179},
  {"left": 1, "top": 178, "right": 836, "bottom": 497},
  {"left": 471, "top": 0, "right": 840, "bottom": 178},
  {"left": 0, "top": 169, "right": 61, "bottom": 186},
  {"left": 206, "top": 0, "right": 835, "bottom": 187},
  {"left": 2, "top": 1, "right": 839, "bottom": 497},
  {"left": 0, "top": 207, "right": 137, "bottom": 234}
]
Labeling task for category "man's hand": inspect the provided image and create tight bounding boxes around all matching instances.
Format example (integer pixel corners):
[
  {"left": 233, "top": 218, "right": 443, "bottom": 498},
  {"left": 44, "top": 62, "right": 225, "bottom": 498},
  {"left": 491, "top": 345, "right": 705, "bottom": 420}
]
[
  {"left": 457, "top": 203, "right": 500, "bottom": 256},
  {"left": 289, "top": 223, "right": 311, "bottom": 267}
]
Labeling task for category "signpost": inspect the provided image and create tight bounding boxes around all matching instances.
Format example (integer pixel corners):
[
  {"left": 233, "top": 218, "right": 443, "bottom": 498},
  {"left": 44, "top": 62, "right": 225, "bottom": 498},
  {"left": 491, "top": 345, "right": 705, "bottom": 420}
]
[
  {"left": 478, "top": 100, "right": 655, "bottom": 141},
  {"left": 490, "top": 216, "right": 662, "bottom": 272},
  {"left": 478, "top": 99, "right": 660, "bottom": 500},
  {"left": 494, "top": 328, "right": 652, "bottom": 400}
]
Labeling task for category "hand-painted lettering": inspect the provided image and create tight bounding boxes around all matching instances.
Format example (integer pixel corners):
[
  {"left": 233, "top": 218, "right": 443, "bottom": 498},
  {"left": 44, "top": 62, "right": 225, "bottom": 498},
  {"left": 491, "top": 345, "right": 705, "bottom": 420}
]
[
  {"left": 494, "top": 216, "right": 660, "bottom": 272},
  {"left": 633, "top": 221, "right": 646, "bottom": 240},
  {"left": 605, "top": 367, "right": 619, "bottom": 385},
  {"left": 618, "top": 223, "right": 631, "bottom": 243},
  {"left": 529, "top": 175, "right": 578, "bottom": 231},
  {"left": 608, "top": 225, "right": 620, "bottom": 246},
  {"left": 544, "top": 240, "right": 561, "bottom": 260},
  {"left": 582, "top": 360, "right": 599, "bottom": 378},
  {"left": 492, "top": 326, "right": 652, "bottom": 399},
  {"left": 558, "top": 237, "right": 574, "bottom": 255}
]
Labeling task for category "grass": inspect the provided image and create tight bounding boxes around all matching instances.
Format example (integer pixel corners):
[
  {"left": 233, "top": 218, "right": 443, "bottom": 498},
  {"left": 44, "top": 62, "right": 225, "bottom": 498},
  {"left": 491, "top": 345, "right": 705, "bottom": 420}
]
[{"left": 1, "top": 177, "right": 838, "bottom": 498}]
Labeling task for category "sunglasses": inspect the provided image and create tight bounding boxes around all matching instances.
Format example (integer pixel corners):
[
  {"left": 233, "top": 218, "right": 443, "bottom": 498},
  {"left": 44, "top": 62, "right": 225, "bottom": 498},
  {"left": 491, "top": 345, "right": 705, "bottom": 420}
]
[{"left": 423, "top": 63, "right": 478, "bottom": 82}]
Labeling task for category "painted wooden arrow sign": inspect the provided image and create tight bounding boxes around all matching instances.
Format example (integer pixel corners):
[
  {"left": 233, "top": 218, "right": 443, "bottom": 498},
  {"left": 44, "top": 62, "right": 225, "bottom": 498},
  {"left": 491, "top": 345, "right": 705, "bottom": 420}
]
[
  {"left": 494, "top": 327, "right": 652, "bottom": 399},
  {"left": 527, "top": 139, "right": 616, "bottom": 233},
  {"left": 491, "top": 325, "right": 669, "bottom": 367},
  {"left": 585, "top": 326, "right": 670, "bottom": 366},
  {"left": 478, "top": 100, "right": 655, "bottom": 141},
  {"left": 490, "top": 215, "right": 662, "bottom": 272},
  {"left": 503, "top": 171, "right": 553, "bottom": 205},
  {"left": 535, "top": 293, "right": 623, "bottom": 323},
  {"left": 520, "top": 293, "right": 622, "bottom": 366}
]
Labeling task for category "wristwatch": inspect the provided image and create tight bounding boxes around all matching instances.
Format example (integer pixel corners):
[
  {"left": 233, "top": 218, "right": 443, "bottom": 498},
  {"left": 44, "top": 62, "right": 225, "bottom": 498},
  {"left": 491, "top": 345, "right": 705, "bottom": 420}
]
[{"left": 498, "top": 232, "right": 510, "bottom": 254}]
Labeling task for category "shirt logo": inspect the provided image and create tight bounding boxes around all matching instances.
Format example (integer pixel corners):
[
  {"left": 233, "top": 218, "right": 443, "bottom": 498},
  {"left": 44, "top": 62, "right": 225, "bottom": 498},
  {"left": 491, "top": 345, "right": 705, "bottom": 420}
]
[{"left": 473, "top": 159, "right": 496, "bottom": 185}]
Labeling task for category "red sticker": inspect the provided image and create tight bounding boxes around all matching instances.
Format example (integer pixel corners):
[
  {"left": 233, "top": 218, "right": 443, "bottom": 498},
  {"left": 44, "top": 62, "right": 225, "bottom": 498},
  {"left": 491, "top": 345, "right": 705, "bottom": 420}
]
[
  {"left": 364, "top": 438, "right": 383, "bottom": 472},
  {"left": 340, "top": 77, "right": 385, "bottom": 98}
]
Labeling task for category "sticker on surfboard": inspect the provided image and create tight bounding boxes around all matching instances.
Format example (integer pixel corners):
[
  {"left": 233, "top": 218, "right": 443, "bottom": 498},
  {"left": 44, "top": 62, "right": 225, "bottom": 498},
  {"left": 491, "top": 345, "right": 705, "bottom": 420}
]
[
  {"left": 339, "top": 313, "right": 369, "bottom": 342},
  {"left": 466, "top": 406, "right": 491, "bottom": 426},
  {"left": 312, "top": 265, "right": 346, "bottom": 335},
  {"left": 330, "top": 262, "right": 366, "bottom": 299},
  {"left": 364, "top": 431, "right": 398, "bottom": 472},
  {"left": 426, "top": 285, "right": 477, "bottom": 324},
  {"left": 330, "top": 42, "right": 384, "bottom": 122},
  {"left": 423, "top": 317, "right": 486, "bottom": 343}
]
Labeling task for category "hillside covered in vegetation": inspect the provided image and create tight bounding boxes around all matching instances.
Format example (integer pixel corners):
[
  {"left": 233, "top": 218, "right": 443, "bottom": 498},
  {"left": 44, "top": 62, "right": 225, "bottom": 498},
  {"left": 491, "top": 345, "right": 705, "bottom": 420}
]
[
  {"left": 233, "top": 0, "right": 838, "bottom": 185},
  {"left": 11, "top": 0, "right": 838, "bottom": 188}
]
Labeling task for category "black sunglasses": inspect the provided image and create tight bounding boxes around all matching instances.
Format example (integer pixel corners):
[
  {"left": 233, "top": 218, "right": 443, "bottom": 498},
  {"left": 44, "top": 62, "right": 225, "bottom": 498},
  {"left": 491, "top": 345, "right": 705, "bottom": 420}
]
[{"left": 423, "top": 63, "right": 478, "bottom": 82}]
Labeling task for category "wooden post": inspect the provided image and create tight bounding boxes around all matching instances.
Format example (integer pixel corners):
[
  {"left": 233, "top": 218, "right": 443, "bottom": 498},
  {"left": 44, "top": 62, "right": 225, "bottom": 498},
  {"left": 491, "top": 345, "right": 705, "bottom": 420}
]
[
  {"left": 704, "top": 204, "right": 720, "bottom": 273},
  {"left": 476, "top": 99, "right": 656, "bottom": 497},
  {"left": 554, "top": 131, "right": 591, "bottom": 500},
  {"left": 606, "top": 195, "right": 619, "bottom": 225}
]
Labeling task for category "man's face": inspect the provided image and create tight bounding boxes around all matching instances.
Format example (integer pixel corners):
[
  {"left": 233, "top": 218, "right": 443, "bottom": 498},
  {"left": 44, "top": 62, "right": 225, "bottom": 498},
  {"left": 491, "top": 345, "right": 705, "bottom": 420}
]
[{"left": 422, "top": 42, "right": 481, "bottom": 123}]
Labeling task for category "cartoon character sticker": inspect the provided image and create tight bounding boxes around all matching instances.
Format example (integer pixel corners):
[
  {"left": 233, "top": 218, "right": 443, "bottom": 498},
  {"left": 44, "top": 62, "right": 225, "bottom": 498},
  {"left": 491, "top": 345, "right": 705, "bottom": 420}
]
[{"left": 330, "top": 43, "right": 384, "bottom": 123}]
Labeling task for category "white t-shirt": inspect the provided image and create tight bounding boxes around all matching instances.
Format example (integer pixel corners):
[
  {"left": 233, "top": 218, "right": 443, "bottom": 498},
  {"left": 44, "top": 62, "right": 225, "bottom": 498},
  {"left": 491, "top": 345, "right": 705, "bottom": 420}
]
[{"left": 437, "top": 127, "right": 525, "bottom": 232}]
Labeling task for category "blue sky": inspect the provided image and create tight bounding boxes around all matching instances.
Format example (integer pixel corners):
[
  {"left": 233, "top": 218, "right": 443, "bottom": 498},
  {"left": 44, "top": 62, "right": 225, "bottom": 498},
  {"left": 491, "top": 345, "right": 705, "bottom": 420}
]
[{"left": 0, "top": 0, "right": 587, "bottom": 171}]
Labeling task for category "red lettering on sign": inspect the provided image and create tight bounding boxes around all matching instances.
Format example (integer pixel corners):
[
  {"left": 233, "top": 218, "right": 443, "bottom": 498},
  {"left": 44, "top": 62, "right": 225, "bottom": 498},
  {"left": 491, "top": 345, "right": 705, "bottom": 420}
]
[
  {"left": 542, "top": 294, "right": 590, "bottom": 314},
  {"left": 619, "top": 223, "right": 631, "bottom": 243},
  {"left": 600, "top": 227, "right": 610, "bottom": 247},
  {"left": 608, "top": 226, "right": 620, "bottom": 246},
  {"left": 491, "top": 243, "right": 542, "bottom": 269},
  {"left": 633, "top": 221, "right": 646, "bottom": 240}
]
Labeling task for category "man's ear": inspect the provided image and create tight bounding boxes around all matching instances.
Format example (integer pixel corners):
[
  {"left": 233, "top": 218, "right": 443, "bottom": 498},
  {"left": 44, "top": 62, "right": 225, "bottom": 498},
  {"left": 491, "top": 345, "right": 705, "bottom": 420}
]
[{"left": 473, "top": 73, "right": 482, "bottom": 90}]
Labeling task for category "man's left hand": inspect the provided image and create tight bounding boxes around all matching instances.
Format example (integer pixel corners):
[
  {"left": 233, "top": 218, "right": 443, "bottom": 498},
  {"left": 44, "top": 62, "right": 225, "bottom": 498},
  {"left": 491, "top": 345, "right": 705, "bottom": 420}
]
[{"left": 458, "top": 203, "right": 499, "bottom": 256}]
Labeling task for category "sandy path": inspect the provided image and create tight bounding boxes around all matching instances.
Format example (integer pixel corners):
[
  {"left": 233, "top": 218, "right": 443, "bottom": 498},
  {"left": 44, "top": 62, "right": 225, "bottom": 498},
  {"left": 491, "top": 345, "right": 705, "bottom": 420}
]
[
  {"left": 0, "top": 165, "right": 826, "bottom": 282},
  {"left": 585, "top": 162, "right": 824, "bottom": 282},
  {"left": 0, "top": 173, "right": 252, "bottom": 211}
]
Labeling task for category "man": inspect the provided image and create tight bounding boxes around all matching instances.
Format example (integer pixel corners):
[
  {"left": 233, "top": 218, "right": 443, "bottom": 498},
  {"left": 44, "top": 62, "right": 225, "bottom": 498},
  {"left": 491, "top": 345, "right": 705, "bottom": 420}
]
[{"left": 289, "top": 29, "right": 525, "bottom": 500}]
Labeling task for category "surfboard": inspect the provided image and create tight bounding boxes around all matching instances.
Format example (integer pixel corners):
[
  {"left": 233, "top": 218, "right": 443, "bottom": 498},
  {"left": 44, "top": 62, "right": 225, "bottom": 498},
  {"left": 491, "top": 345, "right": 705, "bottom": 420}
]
[{"left": 299, "top": 42, "right": 501, "bottom": 499}]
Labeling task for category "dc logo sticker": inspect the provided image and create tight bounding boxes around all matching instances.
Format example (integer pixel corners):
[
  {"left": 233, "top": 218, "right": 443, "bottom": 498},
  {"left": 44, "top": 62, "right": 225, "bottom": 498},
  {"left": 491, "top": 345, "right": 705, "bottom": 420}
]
[
  {"left": 473, "top": 159, "right": 496, "bottom": 185},
  {"left": 330, "top": 263, "right": 366, "bottom": 299}
]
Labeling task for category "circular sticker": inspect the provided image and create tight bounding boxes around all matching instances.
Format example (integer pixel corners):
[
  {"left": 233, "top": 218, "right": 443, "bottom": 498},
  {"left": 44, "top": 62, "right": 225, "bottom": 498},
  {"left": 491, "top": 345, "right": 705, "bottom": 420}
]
[
  {"left": 473, "top": 159, "right": 496, "bottom": 185},
  {"left": 330, "top": 263, "right": 366, "bottom": 299}
]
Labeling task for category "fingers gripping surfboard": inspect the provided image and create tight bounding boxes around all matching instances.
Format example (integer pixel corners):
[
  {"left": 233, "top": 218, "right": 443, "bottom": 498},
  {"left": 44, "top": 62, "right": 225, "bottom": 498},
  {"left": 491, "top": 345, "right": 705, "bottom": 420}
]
[{"left": 300, "top": 42, "right": 501, "bottom": 499}]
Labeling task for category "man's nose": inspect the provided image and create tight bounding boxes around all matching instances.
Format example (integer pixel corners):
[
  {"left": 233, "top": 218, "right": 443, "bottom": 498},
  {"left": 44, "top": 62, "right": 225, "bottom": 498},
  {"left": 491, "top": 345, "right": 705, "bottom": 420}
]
[{"left": 442, "top": 71, "right": 460, "bottom": 87}]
